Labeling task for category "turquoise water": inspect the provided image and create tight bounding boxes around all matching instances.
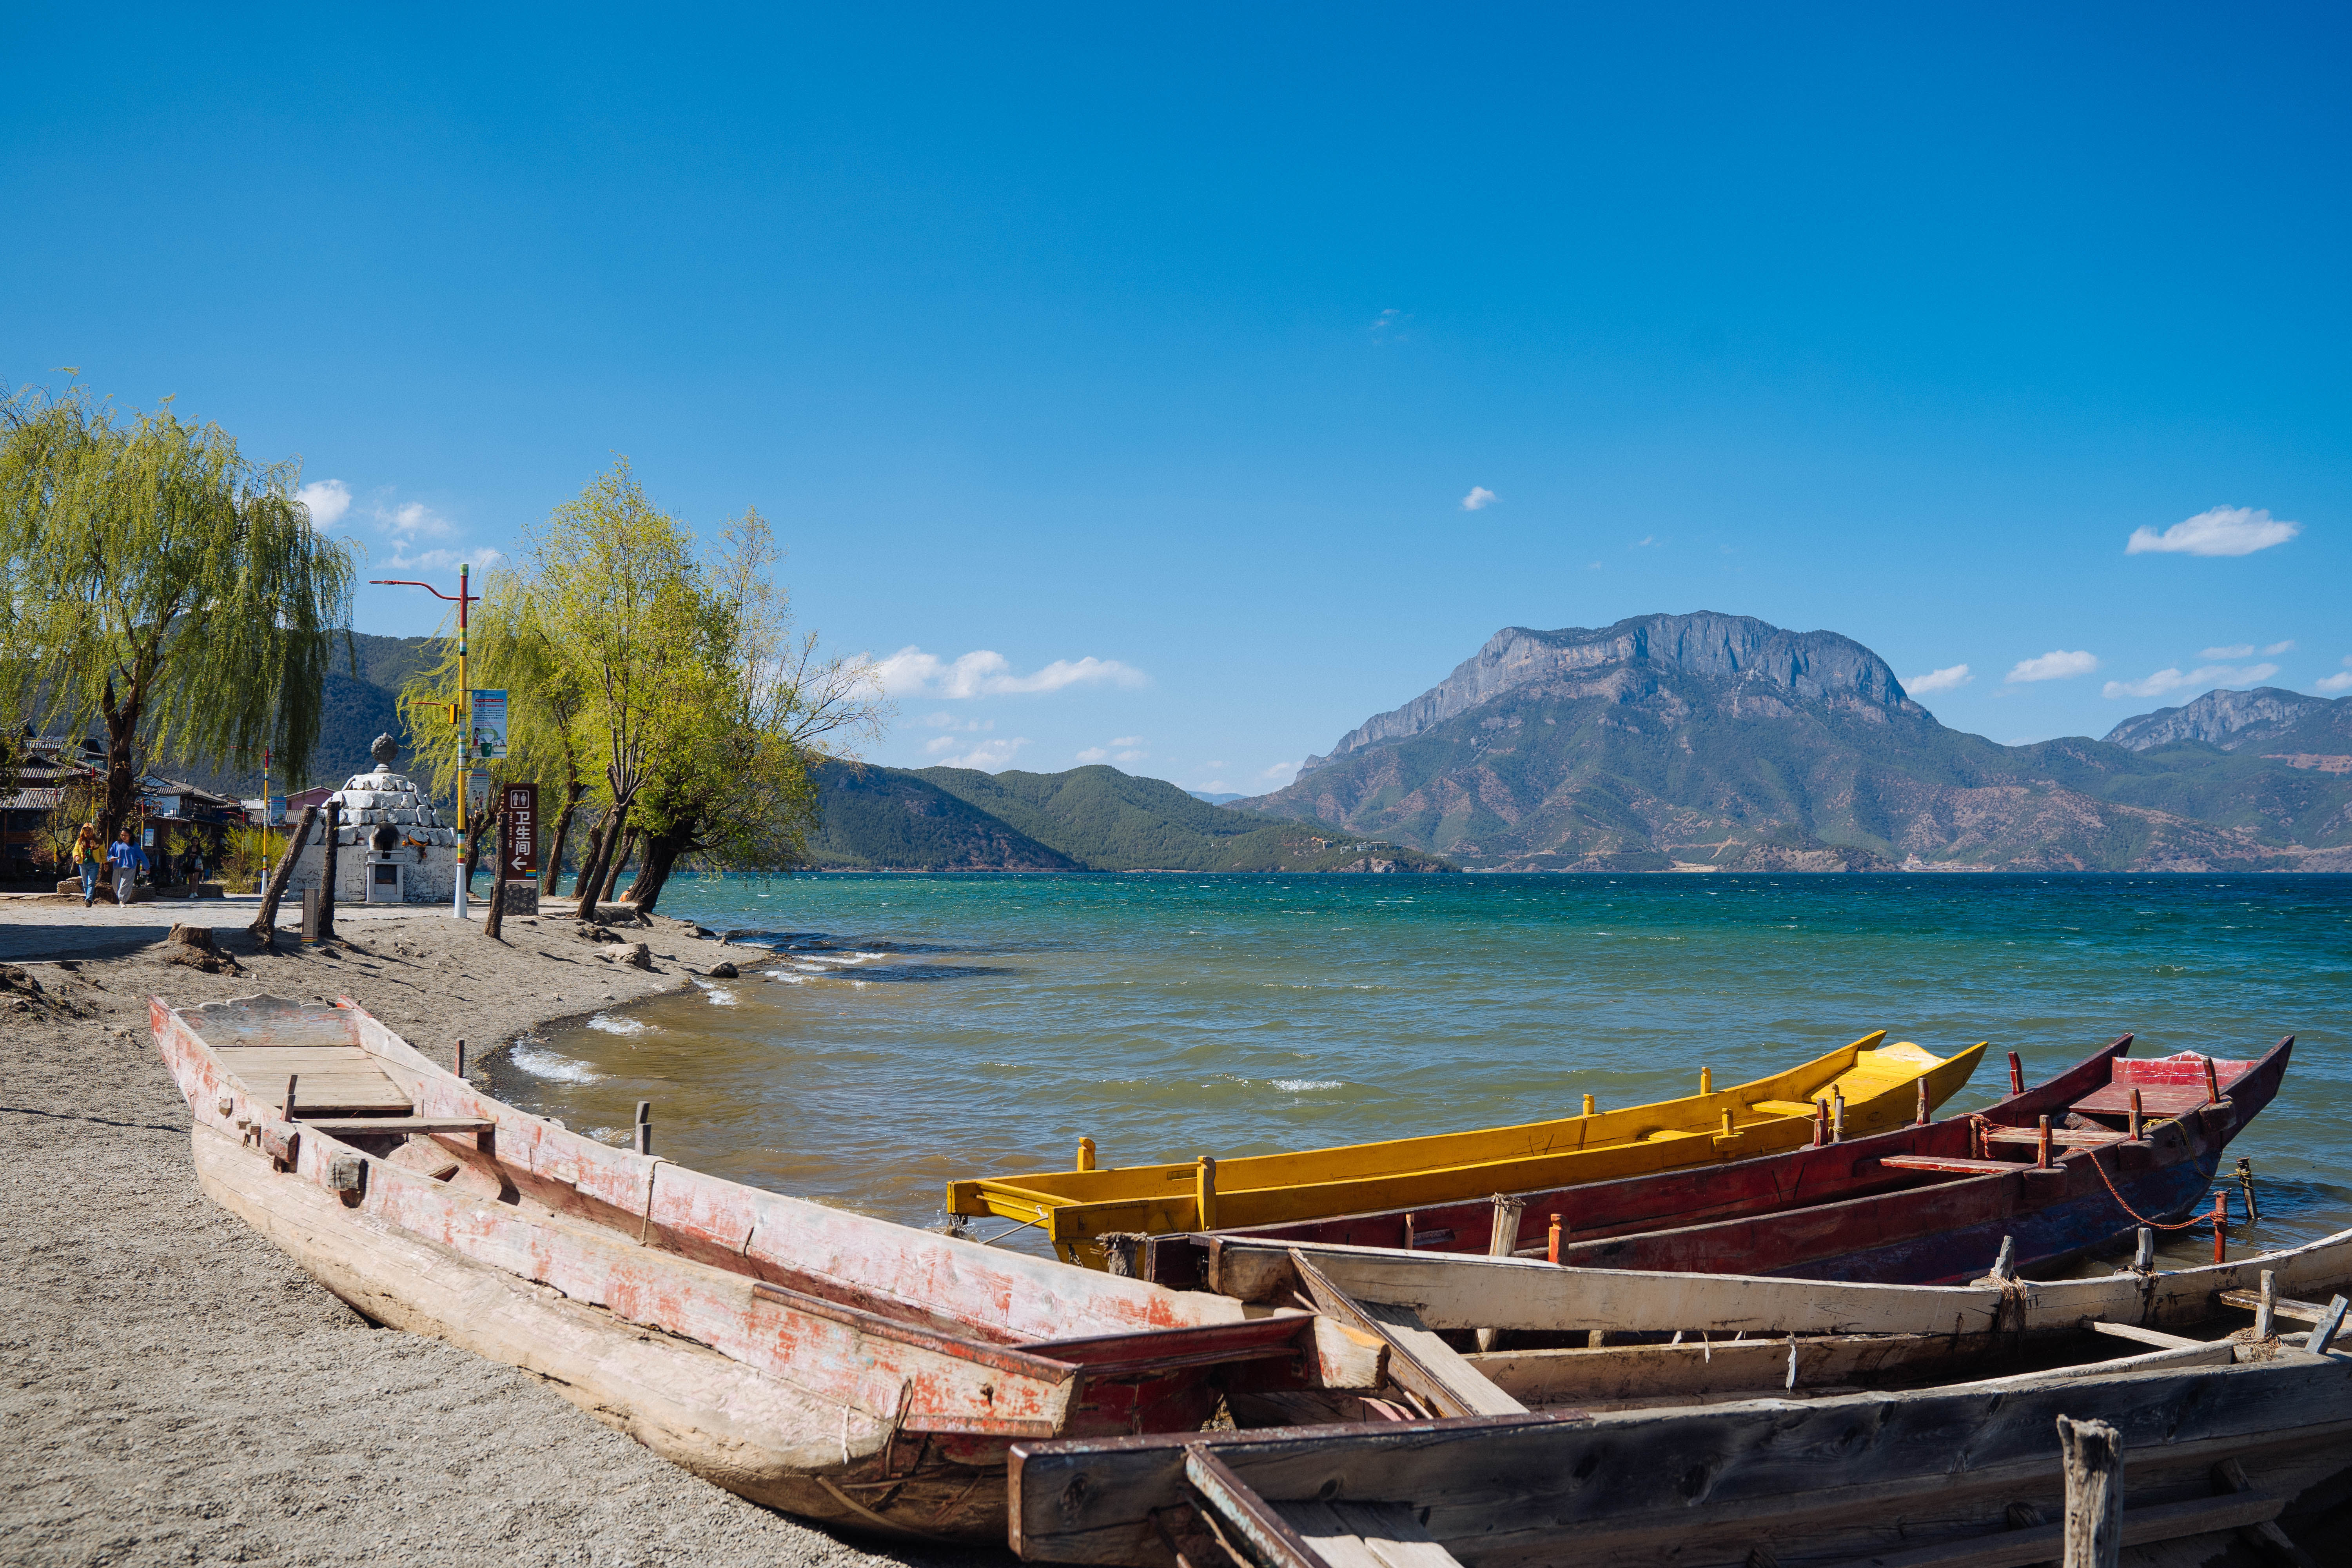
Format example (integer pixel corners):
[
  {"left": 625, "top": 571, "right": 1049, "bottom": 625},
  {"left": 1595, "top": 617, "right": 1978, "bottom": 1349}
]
[{"left": 481, "top": 874, "right": 2352, "bottom": 1267}]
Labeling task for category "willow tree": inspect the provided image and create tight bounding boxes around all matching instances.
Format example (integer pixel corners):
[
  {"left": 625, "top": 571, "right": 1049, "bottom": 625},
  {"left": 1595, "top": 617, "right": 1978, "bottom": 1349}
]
[
  {"left": 485, "top": 461, "right": 715, "bottom": 918},
  {"left": 619, "top": 510, "right": 881, "bottom": 914},
  {"left": 399, "top": 564, "right": 597, "bottom": 892},
  {"left": 0, "top": 384, "right": 354, "bottom": 839}
]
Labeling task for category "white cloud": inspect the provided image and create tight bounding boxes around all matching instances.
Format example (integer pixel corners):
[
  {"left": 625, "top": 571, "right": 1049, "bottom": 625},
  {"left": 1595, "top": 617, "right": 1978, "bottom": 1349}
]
[
  {"left": 296, "top": 479, "right": 351, "bottom": 527},
  {"left": 2201, "top": 645, "right": 2255, "bottom": 660},
  {"left": 2101, "top": 662, "right": 2279, "bottom": 700},
  {"left": 2265, "top": 640, "right": 2297, "bottom": 655},
  {"left": 1077, "top": 735, "right": 1148, "bottom": 766},
  {"left": 2127, "top": 505, "right": 2301, "bottom": 557},
  {"left": 924, "top": 735, "right": 958, "bottom": 755},
  {"left": 1371, "top": 308, "right": 1410, "bottom": 338},
  {"left": 1906, "top": 664, "right": 1973, "bottom": 695},
  {"left": 937, "top": 737, "right": 1029, "bottom": 771},
  {"left": 1202, "top": 760, "right": 1227, "bottom": 770},
  {"left": 1461, "top": 486, "right": 1497, "bottom": 512},
  {"left": 1194, "top": 780, "right": 1231, "bottom": 793},
  {"left": 874, "top": 646, "right": 1147, "bottom": 699},
  {"left": 2005, "top": 650, "right": 2100, "bottom": 684},
  {"left": 1633, "top": 535, "right": 1657, "bottom": 547},
  {"left": 921, "top": 712, "right": 993, "bottom": 732},
  {"left": 2318, "top": 657, "right": 2352, "bottom": 695},
  {"left": 1259, "top": 760, "right": 1301, "bottom": 784}
]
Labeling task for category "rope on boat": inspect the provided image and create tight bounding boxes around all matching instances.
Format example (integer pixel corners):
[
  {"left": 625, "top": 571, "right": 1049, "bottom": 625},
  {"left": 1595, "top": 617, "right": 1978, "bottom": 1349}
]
[{"left": 2087, "top": 1145, "right": 2206, "bottom": 1231}]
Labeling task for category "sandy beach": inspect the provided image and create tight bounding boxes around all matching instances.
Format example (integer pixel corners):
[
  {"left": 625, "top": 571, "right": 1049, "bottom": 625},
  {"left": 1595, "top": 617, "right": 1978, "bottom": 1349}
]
[{"left": 0, "top": 893, "right": 980, "bottom": 1568}]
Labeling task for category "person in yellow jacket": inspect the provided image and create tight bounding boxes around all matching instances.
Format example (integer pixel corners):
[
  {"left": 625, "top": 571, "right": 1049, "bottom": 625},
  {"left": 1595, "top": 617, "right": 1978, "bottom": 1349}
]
[{"left": 72, "top": 822, "right": 104, "bottom": 906}]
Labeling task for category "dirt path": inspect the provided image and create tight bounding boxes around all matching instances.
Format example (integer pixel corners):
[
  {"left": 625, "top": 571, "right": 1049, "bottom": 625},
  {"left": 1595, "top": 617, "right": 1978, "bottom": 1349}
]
[{"left": 0, "top": 899, "right": 990, "bottom": 1568}]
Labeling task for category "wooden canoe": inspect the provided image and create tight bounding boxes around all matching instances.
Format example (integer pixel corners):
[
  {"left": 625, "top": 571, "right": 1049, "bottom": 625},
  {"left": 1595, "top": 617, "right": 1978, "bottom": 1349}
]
[
  {"left": 1160, "top": 1035, "right": 2289, "bottom": 1292},
  {"left": 948, "top": 1033, "right": 1986, "bottom": 1261},
  {"left": 1007, "top": 1343, "right": 2352, "bottom": 1568},
  {"left": 152, "top": 994, "right": 1387, "bottom": 1543},
  {"left": 1014, "top": 1217, "right": 2352, "bottom": 1568}
]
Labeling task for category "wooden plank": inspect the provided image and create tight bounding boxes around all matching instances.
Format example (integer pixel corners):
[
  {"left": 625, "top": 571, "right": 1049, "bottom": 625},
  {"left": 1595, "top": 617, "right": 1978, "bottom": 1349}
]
[
  {"left": 1274, "top": 1501, "right": 1466, "bottom": 1568},
  {"left": 1214, "top": 1240, "right": 2005, "bottom": 1336},
  {"left": 1466, "top": 1332, "right": 1998, "bottom": 1405},
  {"left": 295, "top": 1116, "right": 494, "bottom": 1134},
  {"left": 1982, "top": 1127, "right": 2123, "bottom": 1149},
  {"left": 2082, "top": 1319, "right": 2206, "bottom": 1352},
  {"left": 1187, "top": 1448, "right": 1335, "bottom": 1568},
  {"left": 1834, "top": 1490, "right": 2283, "bottom": 1568},
  {"left": 2219, "top": 1289, "right": 2337, "bottom": 1329},
  {"left": 1880, "top": 1155, "right": 2025, "bottom": 1174},
  {"left": 1291, "top": 1253, "right": 1525, "bottom": 1418},
  {"left": 1006, "top": 1354, "right": 2352, "bottom": 1567}
]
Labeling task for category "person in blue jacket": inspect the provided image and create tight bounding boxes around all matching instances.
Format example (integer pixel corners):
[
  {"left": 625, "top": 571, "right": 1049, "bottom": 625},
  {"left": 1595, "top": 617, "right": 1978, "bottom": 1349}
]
[{"left": 106, "top": 829, "right": 146, "bottom": 906}]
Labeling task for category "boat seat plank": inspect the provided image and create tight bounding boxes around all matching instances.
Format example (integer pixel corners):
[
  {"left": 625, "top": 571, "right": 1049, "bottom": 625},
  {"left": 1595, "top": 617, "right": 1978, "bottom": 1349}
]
[
  {"left": 1830, "top": 1489, "right": 2283, "bottom": 1568},
  {"left": 213, "top": 1045, "right": 412, "bottom": 1111},
  {"left": 1748, "top": 1100, "right": 1820, "bottom": 1116},
  {"left": 2069, "top": 1085, "right": 2220, "bottom": 1117},
  {"left": 296, "top": 1117, "right": 495, "bottom": 1134},
  {"left": 1877, "top": 1155, "right": 2022, "bottom": 1175},
  {"left": 1981, "top": 1127, "right": 2121, "bottom": 1149},
  {"left": 1274, "top": 1500, "right": 1467, "bottom": 1568}
]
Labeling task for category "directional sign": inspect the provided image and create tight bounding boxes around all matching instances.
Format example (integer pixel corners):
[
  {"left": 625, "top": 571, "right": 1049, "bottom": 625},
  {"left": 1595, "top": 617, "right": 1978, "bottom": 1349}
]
[{"left": 504, "top": 782, "right": 539, "bottom": 874}]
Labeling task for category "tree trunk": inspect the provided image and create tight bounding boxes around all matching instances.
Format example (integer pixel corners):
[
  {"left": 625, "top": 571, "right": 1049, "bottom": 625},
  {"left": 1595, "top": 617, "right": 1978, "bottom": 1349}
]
[
  {"left": 543, "top": 779, "right": 587, "bottom": 896},
  {"left": 319, "top": 801, "right": 341, "bottom": 940},
  {"left": 573, "top": 802, "right": 627, "bottom": 921},
  {"left": 624, "top": 825, "right": 694, "bottom": 915},
  {"left": 597, "top": 829, "right": 639, "bottom": 906},
  {"left": 99, "top": 677, "right": 141, "bottom": 845},
  {"left": 249, "top": 806, "right": 320, "bottom": 948},
  {"left": 463, "top": 803, "right": 494, "bottom": 881},
  {"left": 484, "top": 807, "right": 509, "bottom": 940}
]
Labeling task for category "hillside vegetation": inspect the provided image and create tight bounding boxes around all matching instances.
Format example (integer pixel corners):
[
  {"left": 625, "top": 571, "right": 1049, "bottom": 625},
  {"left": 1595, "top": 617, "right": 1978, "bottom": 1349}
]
[{"left": 806, "top": 762, "right": 1455, "bottom": 872}]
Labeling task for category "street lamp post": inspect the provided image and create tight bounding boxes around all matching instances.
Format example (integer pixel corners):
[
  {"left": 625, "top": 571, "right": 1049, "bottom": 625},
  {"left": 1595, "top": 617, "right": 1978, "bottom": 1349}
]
[{"left": 370, "top": 563, "right": 478, "bottom": 918}]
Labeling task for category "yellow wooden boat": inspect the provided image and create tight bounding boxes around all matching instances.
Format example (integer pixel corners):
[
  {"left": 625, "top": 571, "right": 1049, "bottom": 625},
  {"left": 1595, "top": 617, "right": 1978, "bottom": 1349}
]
[{"left": 947, "top": 1033, "right": 1985, "bottom": 1263}]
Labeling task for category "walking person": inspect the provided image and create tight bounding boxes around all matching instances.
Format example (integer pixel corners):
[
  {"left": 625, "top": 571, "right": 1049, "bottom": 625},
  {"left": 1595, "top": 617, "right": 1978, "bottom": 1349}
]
[
  {"left": 107, "top": 829, "right": 146, "bottom": 907},
  {"left": 73, "top": 822, "right": 104, "bottom": 906}
]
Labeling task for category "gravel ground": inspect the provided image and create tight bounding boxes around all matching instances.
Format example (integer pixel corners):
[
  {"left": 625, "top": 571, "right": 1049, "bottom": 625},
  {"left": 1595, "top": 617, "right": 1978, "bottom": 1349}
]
[{"left": 0, "top": 897, "right": 994, "bottom": 1568}]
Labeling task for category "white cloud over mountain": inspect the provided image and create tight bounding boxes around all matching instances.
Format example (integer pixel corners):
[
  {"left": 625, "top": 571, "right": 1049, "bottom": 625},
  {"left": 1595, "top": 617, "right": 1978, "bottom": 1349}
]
[
  {"left": 1905, "top": 664, "right": 1972, "bottom": 694},
  {"left": 875, "top": 647, "right": 1146, "bottom": 699},
  {"left": 296, "top": 479, "right": 351, "bottom": 526},
  {"left": 2126, "top": 506, "right": 2300, "bottom": 557},
  {"left": 2102, "top": 662, "right": 2279, "bottom": 700},
  {"left": 2005, "top": 650, "right": 2099, "bottom": 684}
]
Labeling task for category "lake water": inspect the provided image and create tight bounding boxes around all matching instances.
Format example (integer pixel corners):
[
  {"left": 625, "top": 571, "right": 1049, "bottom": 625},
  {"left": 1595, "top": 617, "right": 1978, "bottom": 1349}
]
[{"left": 479, "top": 873, "right": 2352, "bottom": 1269}]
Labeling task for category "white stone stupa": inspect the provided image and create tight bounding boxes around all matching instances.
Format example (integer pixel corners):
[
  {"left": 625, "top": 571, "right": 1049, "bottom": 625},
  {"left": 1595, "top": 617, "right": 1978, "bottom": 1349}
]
[{"left": 285, "top": 734, "right": 463, "bottom": 904}]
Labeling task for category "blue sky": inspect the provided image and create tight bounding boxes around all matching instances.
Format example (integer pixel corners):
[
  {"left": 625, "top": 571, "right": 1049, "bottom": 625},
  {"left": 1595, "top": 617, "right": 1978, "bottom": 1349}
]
[{"left": 7, "top": 5, "right": 2348, "bottom": 792}]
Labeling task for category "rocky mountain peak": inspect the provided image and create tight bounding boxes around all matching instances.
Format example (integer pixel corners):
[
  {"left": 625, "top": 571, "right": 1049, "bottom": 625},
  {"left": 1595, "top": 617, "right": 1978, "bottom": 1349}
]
[
  {"left": 2101, "top": 687, "right": 2333, "bottom": 753},
  {"left": 1299, "top": 611, "right": 1921, "bottom": 773}
]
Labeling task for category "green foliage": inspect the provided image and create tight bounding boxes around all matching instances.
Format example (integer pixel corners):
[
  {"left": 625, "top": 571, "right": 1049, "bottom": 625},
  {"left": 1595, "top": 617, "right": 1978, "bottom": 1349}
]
[
  {"left": 802, "top": 761, "right": 1457, "bottom": 873},
  {"left": 0, "top": 382, "right": 356, "bottom": 834}
]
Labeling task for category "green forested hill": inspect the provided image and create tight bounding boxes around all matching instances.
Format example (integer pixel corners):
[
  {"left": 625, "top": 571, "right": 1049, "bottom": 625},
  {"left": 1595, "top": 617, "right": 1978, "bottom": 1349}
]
[{"left": 804, "top": 761, "right": 1456, "bottom": 872}]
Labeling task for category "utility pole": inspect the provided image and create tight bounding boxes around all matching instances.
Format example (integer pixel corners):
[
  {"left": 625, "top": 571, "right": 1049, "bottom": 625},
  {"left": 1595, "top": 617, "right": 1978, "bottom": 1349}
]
[{"left": 370, "top": 564, "right": 478, "bottom": 918}]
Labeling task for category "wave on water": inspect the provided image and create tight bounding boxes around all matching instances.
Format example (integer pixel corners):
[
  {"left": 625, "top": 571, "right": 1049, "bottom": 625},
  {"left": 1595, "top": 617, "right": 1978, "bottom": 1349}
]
[
  {"left": 764, "top": 971, "right": 812, "bottom": 984},
  {"left": 701, "top": 986, "right": 739, "bottom": 1005},
  {"left": 584, "top": 1013, "right": 652, "bottom": 1036},
  {"left": 508, "top": 1042, "right": 608, "bottom": 1083},
  {"left": 1272, "top": 1078, "right": 1344, "bottom": 1092}
]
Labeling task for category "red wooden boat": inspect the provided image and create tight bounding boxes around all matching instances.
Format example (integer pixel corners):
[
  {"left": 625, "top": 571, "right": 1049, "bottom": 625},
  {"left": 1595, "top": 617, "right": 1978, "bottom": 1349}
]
[{"left": 1151, "top": 1034, "right": 2290, "bottom": 1291}]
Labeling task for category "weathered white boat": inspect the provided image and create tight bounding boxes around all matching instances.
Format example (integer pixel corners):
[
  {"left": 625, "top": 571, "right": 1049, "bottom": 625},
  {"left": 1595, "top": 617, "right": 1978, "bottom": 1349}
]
[
  {"left": 1011, "top": 1232, "right": 2352, "bottom": 1568},
  {"left": 152, "top": 995, "right": 1380, "bottom": 1541}
]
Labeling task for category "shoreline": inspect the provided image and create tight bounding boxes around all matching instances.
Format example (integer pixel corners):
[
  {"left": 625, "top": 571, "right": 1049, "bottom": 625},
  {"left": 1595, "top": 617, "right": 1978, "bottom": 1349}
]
[{"left": 0, "top": 896, "right": 981, "bottom": 1567}]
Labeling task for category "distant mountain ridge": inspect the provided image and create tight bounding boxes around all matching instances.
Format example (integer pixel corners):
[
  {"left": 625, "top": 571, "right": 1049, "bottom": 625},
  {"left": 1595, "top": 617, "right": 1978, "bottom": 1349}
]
[
  {"left": 806, "top": 762, "right": 1456, "bottom": 873},
  {"left": 2102, "top": 687, "right": 2352, "bottom": 755},
  {"left": 1249, "top": 611, "right": 2352, "bottom": 873},
  {"left": 1303, "top": 613, "right": 1918, "bottom": 773}
]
